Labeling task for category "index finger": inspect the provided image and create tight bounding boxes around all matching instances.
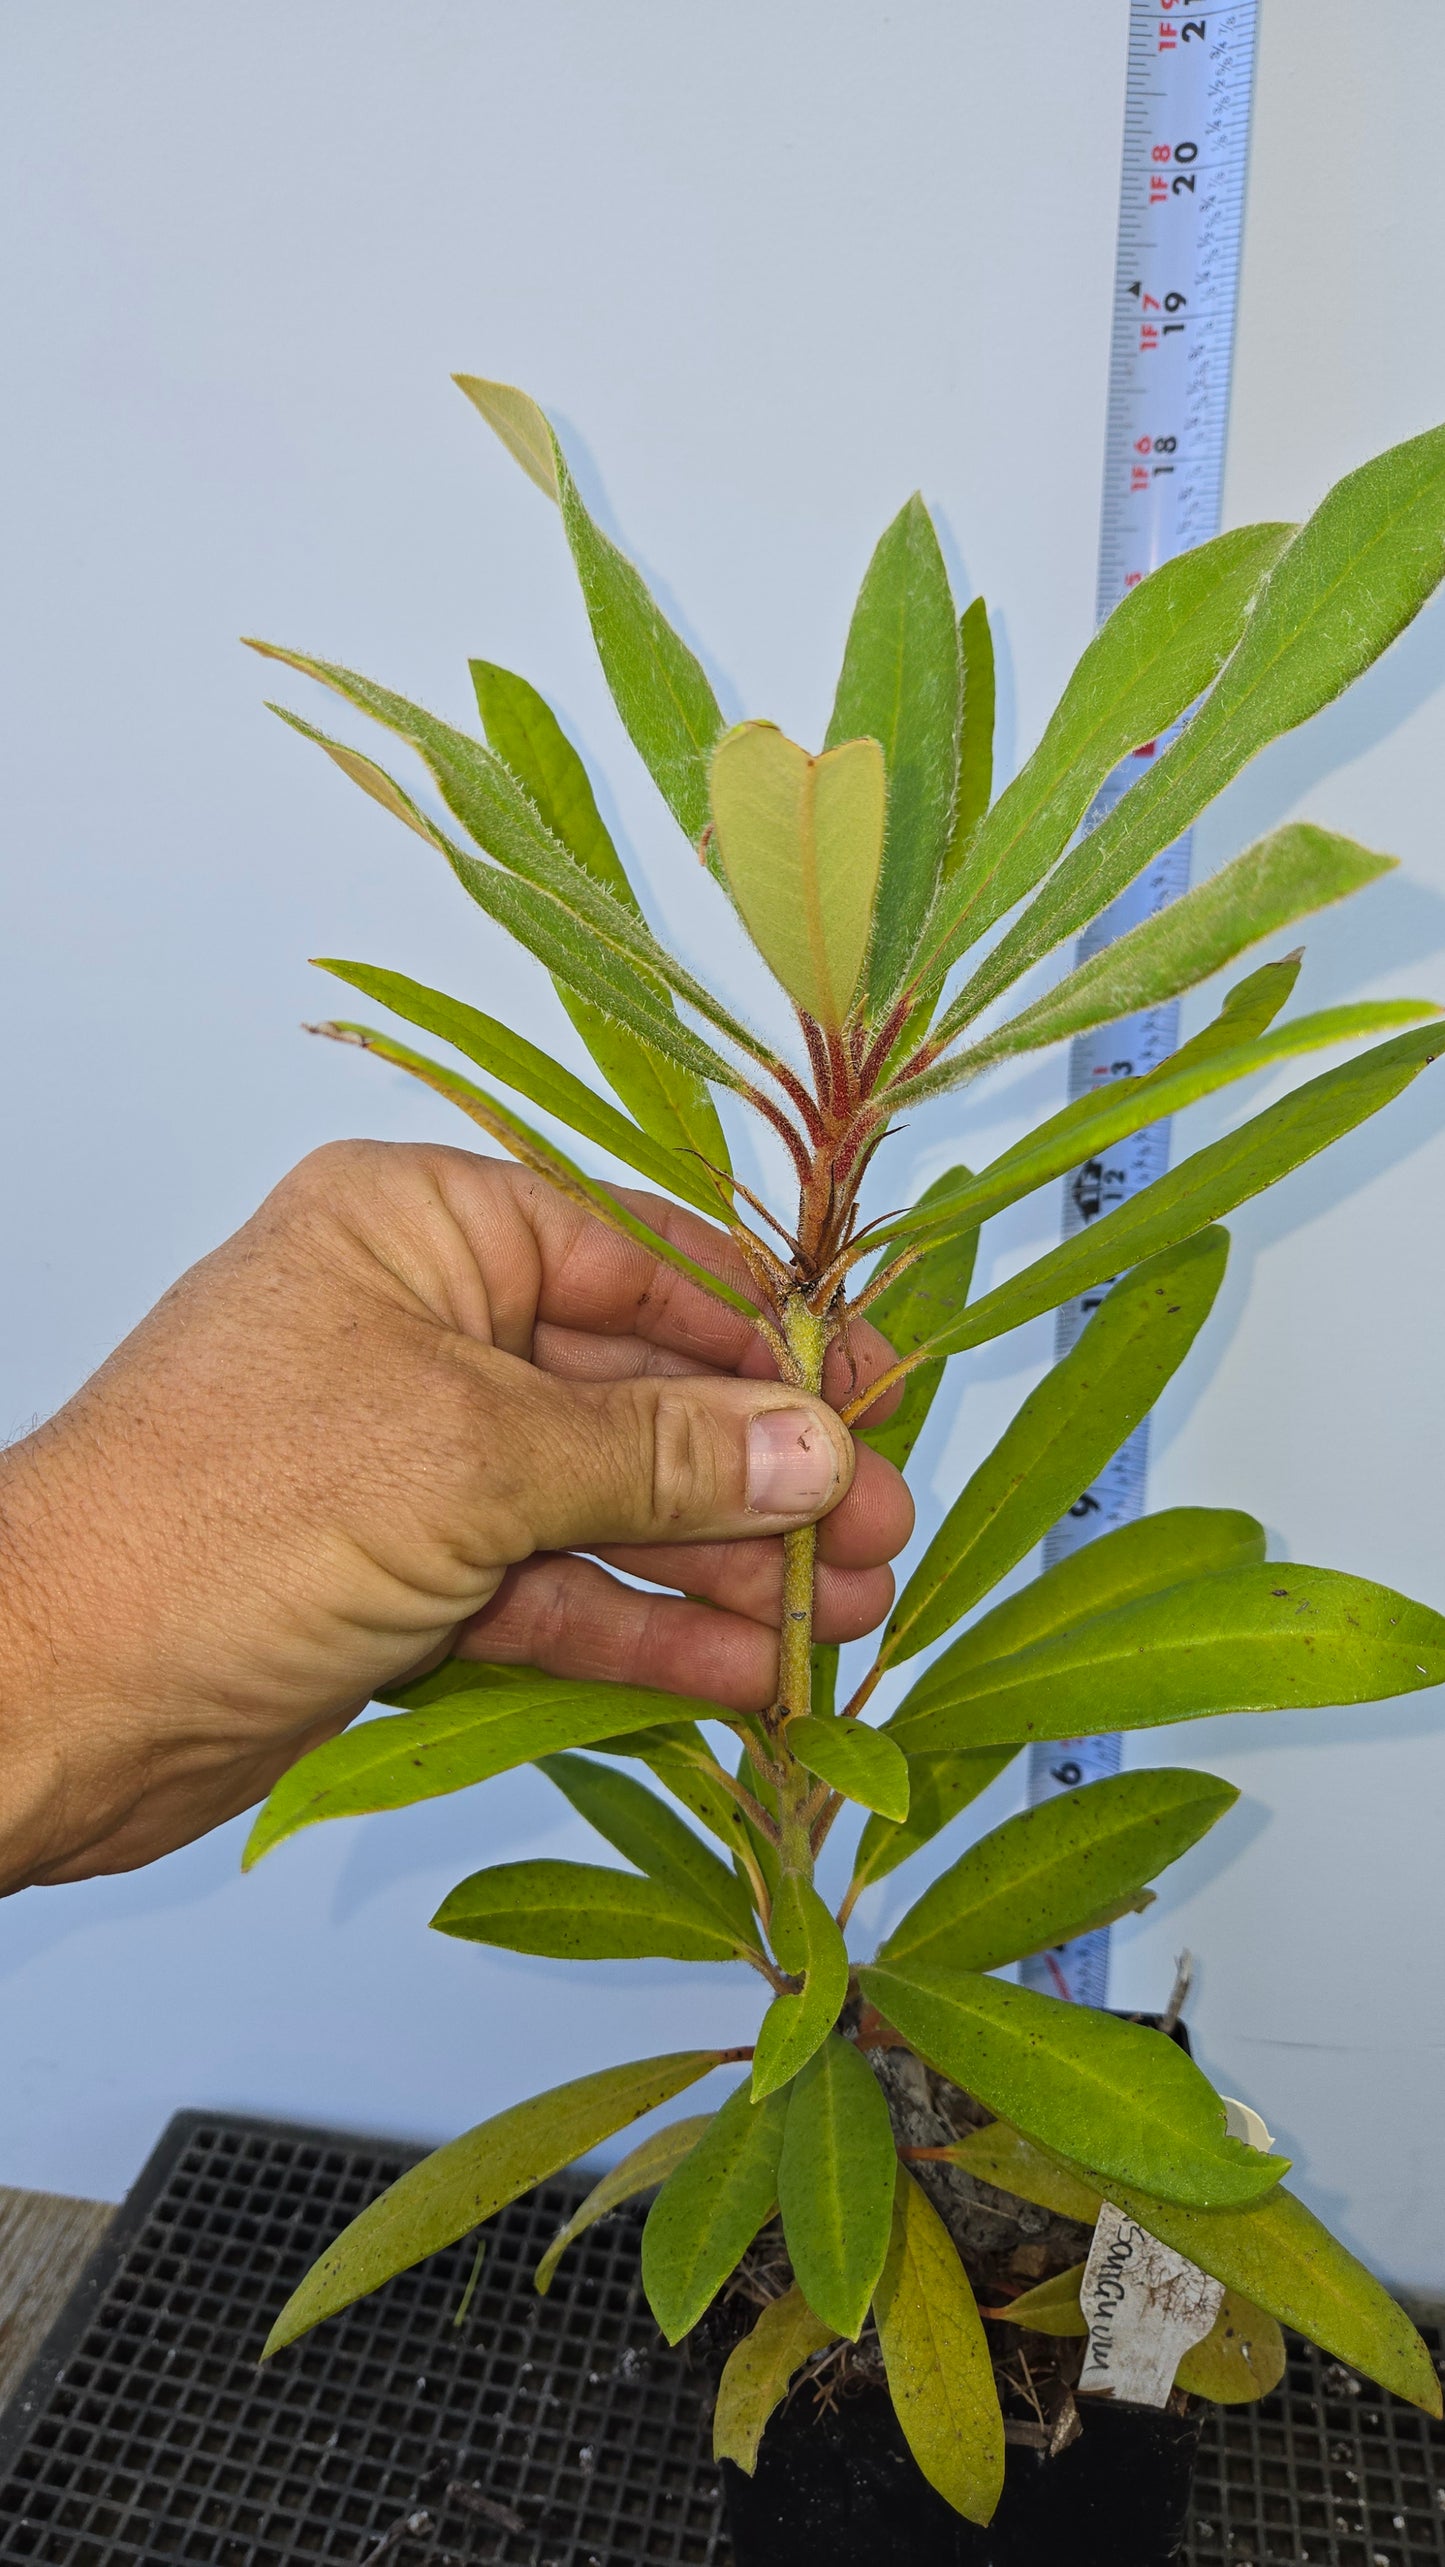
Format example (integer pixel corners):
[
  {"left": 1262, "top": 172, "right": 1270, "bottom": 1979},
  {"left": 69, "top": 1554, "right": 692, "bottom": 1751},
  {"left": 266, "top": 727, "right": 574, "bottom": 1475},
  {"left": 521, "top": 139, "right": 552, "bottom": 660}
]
[{"left": 447, "top": 1157, "right": 903, "bottom": 1416}]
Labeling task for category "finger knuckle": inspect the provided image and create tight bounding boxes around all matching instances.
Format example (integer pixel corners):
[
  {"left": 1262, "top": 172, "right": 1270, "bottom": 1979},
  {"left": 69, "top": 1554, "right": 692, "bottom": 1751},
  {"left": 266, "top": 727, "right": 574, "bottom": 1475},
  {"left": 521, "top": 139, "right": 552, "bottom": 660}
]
[{"left": 648, "top": 1389, "right": 727, "bottom": 1528}]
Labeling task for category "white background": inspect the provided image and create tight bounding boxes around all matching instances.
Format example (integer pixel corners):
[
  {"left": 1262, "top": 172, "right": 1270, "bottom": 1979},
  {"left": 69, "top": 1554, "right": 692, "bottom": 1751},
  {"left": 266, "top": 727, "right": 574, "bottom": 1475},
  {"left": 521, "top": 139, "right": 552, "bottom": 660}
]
[{"left": 2, "top": 3, "right": 1443, "bottom": 2290}]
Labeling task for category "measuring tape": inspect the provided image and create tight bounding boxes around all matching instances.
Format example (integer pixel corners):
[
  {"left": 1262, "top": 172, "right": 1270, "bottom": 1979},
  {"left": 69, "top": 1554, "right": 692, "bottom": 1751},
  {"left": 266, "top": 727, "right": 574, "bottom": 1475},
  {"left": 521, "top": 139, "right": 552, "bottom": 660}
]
[{"left": 1018, "top": 0, "right": 1258, "bottom": 2009}]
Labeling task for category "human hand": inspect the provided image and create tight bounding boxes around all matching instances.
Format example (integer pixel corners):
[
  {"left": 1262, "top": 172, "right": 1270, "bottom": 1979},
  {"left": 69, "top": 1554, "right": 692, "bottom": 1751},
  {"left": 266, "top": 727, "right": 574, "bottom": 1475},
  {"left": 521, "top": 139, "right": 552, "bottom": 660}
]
[{"left": 0, "top": 1141, "right": 912, "bottom": 1891}]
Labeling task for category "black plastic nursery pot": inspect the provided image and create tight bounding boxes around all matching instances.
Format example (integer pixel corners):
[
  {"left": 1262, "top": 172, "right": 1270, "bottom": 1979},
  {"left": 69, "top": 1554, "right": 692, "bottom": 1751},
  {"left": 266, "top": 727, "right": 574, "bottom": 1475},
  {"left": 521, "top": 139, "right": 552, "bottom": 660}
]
[{"left": 721, "top": 2377, "right": 1201, "bottom": 2567}]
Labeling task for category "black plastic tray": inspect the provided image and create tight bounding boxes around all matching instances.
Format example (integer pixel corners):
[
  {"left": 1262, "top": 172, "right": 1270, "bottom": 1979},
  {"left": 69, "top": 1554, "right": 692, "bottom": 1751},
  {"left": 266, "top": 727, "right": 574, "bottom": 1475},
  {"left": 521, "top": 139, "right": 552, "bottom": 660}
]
[{"left": 0, "top": 2111, "right": 1439, "bottom": 2565}]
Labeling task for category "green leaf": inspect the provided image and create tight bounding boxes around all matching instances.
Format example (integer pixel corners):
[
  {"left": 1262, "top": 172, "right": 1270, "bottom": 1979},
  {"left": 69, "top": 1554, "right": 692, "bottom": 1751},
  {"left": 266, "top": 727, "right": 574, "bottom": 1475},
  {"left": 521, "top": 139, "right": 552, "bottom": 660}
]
[
  {"left": 752, "top": 1875, "right": 851, "bottom": 2100},
  {"left": 455, "top": 375, "right": 725, "bottom": 845},
  {"left": 262, "top": 2049, "right": 723, "bottom": 2354},
  {"left": 251, "top": 649, "right": 766, "bottom": 1076},
  {"left": 878, "top": 1768, "right": 1237, "bottom": 1974},
  {"left": 944, "top": 2122, "right": 1441, "bottom": 2415},
  {"left": 988, "top": 2262, "right": 1087, "bottom": 2336},
  {"left": 810, "top": 1643, "right": 839, "bottom": 1722},
  {"left": 941, "top": 2118, "right": 1106, "bottom": 2225},
  {"left": 270, "top": 705, "right": 742, "bottom": 1093},
  {"left": 430, "top": 1857, "right": 755, "bottom": 1963},
  {"left": 314, "top": 1020, "right": 758, "bottom": 1318},
  {"left": 777, "top": 2034, "right": 897, "bottom": 2338},
  {"left": 911, "top": 521, "right": 1293, "bottom": 994},
  {"left": 885, "top": 986, "right": 1438, "bottom": 1178},
  {"left": 787, "top": 1716, "right": 910, "bottom": 1822},
  {"left": 242, "top": 1664, "right": 711, "bottom": 1865},
  {"left": 953, "top": 422, "right": 1445, "bottom": 1016},
  {"left": 950, "top": 824, "right": 1395, "bottom": 1065},
  {"left": 534, "top": 2113, "right": 713, "bottom": 2293},
  {"left": 890, "top": 1022, "right": 1443, "bottom": 1372},
  {"left": 450, "top": 373, "right": 560, "bottom": 498},
  {"left": 470, "top": 660, "right": 732, "bottom": 1177},
  {"left": 734, "top": 1746, "right": 782, "bottom": 1914},
  {"left": 846, "top": 1748, "right": 1019, "bottom": 1907},
  {"left": 923, "top": 1507, "right": 1266, "bottom": 1687},
  {"left": 993, "top": 2249, "right": 1282, "bottom": 2402},
  {"left": 826, "top": 494, "right": 963, "bottom": 1006},
  {"left": 600, "top": 1725, "right": 763, "bottom": 1875},
  {"left": 712, "top": 2285, "right": 838, "bottom": 2472},
  {"left": 880, "top": 1228, "right": 1228, "bottom": 1671},
  {"left": 893, "top": 1561, "right": 1445, "bottom": 1753},
  {"left": 857, "top": 1962, "right": 1289, "bottom": 2208},
  {"left": 537, "top": 1752, "right": 758, "bottom": 1942},
  {"left": 856, "top": 1165, "right": 980, "bottom": 1471},
  {"left": 315, "top": 960, "right": 724, "bottom": 1219},
  {"left": 470, "top": 659, "right": 636, "bottom": 902},
  {"left": 1176, "top": 2290, "right": 1287, "bottom": 2403},
  {"left": 641, "top": 2077, "right": 789, "bottom": 2343},
  {"left": 1173, "top": 951, "right": 1303, "bottom": 1057},
  {"left": 943, "top": 597, "right": 995, "bottom": 874},
  {"left": 872, "top": 2166, "right": 1004, "bottom": 2525},
  {"left": 709, "top": 723, "right": 887, "bottom": 1027}
]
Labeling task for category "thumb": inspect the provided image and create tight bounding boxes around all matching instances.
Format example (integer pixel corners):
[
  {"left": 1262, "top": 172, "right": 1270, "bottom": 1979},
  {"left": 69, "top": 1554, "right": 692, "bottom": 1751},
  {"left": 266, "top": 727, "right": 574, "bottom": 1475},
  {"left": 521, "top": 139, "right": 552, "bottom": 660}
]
[{"left": 494, "top": 1368, "right": 858, "bottom": 1555}]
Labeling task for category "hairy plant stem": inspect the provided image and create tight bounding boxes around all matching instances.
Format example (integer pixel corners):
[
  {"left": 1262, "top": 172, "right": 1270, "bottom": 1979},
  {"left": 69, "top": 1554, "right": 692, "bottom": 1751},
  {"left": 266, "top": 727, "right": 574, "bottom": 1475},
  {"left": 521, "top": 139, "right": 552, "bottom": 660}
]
[{"left": 766, "top": 1289, "right": 831, "bottom": 1883}]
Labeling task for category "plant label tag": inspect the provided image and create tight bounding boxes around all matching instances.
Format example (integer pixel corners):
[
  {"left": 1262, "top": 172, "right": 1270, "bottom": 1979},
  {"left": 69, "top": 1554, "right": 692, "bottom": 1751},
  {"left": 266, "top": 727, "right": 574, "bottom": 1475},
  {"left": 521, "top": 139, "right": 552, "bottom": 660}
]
[{"left": 1076, "top": 2203, "right": 1223, "bottom": 2407}]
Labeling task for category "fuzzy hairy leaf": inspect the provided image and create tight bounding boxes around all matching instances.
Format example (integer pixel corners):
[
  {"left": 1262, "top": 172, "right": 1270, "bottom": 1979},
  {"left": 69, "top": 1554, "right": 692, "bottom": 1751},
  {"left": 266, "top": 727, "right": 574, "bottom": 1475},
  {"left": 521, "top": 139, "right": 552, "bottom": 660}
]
[
  {"left": 537, "top": 1753, "right": 758, "bottom": 1943},
  {"left": 952, "top": 824, "right": 1395, "bottom": 1065},
  {"left": 316, "top": 960, "right": 723, "bottom": 1217},
  {"left": 642, "top": 2078, "right": 789, "bottom": 2343},
  {"left": 712, "top": 2286, "right": 838, "bottom": 2472},
  {"left": 825, "top": 494, "right": 962, "bottom": 1006},
  {"left": 263, "top": 2050, "right": 723, "bottom": 2354},
  {"left": 846, "top": 1748, "right": 1020, "bottom": 1906},
  {"left": 709, "top": 723, "right": 886, "bottom": 1026},
  {"left": 315, "top": 1021, "right": 757, "bottom": 1317},
  {"left": 872, "top": 2167, "right": 1005, "bottom": 2524},
  {"left": 877, "top": 1769, "right": 1237, "bottom": 1974},
  {"left": 456, "top": 375, "right": 724, "bottom": 844},
  {"left": 752, "top": 1875, "right": 851, "bottom": 2100},
  {"left": 880, "top": 1228, "right": 1228, "bottom": 1670},
  {"left": 777, "top": 2035, "right": 897, "bottom": 2340},
  {"left": 892, "top": 1562, "right": 1445, "bottom": 1752},
  {"left": 470, "top": 660, "right": 635, "bottom": 901},
  {"left": 858, "top": 1963, "right": 1288, "bottom": 2208},
  {"left": 534, "top": 2114, "right": 713, "bottom": 2294},
  {"left": 431, "top": 1858, "right": 756, "bottom": 1963},
  {"left": 786, "top": 1715, "right": 910, "bottom": 1822},
  {"left": 470, "top": 659, "right": 733, "bottom": 1176},
  {"left": 856, "top": 1166, "right": 980, "bottom": 1470},
  {"left": 943, "top": 597, "right": 995, "bottom": 873},
  {"left": 252, "top": 644, "right": 764, "bottom": 1073},
  {"left": 877, "top": 1023, "right": 1443, "bottom": 1379},
  {"left": 243, "top": 1665, "right": 709, "bottom": 1864},
  {"left": 950, "top": 421, "right": 1445, "bottom": 1019},
  {"left": 271, "top": 697, "right": 744, "bottom": 1091},
  {"left": 911, "top": 521, "right": 1293, "bottom": 996},
  {"left": 944, "top": 2122, "right": 1441, "bottom": 2415},
  {"left": 878, "top": 996, "right": 1438, "bottom": 1213}
]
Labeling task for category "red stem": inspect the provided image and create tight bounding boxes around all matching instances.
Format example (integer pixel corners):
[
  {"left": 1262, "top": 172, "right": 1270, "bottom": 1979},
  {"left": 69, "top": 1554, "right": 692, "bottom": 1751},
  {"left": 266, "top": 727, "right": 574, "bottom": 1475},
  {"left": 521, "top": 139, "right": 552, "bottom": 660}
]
[{"left": 746, "top": 1089, "right": 814, "bottom": 1187}]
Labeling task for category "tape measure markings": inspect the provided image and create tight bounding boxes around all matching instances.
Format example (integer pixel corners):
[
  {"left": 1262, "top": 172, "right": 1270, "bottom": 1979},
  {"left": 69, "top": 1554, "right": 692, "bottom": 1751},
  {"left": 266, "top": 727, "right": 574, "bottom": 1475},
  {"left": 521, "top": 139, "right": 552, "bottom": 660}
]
[{"left": 1019, "top": 0, "right": 1258, "bottom": 2011}]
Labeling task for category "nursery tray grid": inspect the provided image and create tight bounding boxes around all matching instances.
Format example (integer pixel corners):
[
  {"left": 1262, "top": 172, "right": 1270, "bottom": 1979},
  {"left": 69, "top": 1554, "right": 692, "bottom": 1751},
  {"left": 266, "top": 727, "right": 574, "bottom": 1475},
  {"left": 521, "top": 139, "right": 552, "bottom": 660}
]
[{"left": 0, "top": 2111, "right": 1439, "bottom": 2567}]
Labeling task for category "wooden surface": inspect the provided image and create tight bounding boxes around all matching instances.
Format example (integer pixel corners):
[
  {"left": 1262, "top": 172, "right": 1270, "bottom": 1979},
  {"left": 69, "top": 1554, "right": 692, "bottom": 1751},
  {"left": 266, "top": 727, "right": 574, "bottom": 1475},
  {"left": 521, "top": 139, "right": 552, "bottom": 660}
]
[{"left": 0, "top": 2185, "right": 113, "bottom": 2408}]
